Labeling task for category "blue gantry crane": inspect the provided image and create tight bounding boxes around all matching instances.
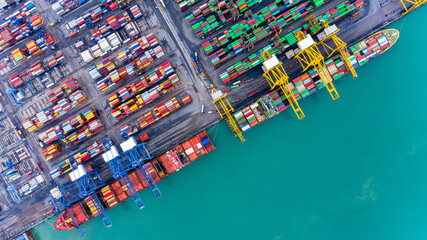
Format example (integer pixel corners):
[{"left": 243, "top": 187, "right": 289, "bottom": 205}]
[
  {"left": 119, "top": 136, "right": 162, "bottom": 199},
  {"left": 57, "top": 129, "right": 77, "bottom": 151},
  {"left": 50, "top": 158, "right": 112, "bottom": 237},
  {"left": 10, "top": 16, "right": 32, "bottom": 37},
  {"left": 101, "top": 139, "right": 145, "bottom": 209},
  {"left": 85, "top": 18, "right": 101, "bottom": 42},
  {"left": 6, "top": 88, "right": 25, "bottom": 106},
  {"left": 37, "top": 29, "right": 55, "bottom": 50}
]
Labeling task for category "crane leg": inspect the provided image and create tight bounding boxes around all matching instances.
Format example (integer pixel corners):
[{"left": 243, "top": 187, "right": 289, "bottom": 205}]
[{"left": 317, "top": 66, "right": 339, "bottom": 100}]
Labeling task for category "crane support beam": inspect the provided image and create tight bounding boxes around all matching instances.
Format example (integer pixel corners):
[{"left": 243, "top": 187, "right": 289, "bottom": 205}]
[
  {"left": 262, "top": 51, "right": 305, "bottom": 119},
  {"left": 294, "top": 31, "right": 339, "bottom": 100},
  {"left": 211, "top": 85, "right": 245, "bottom": 142},
  {"left": 399, "top": 0, "right": 426, "bottom": 14}
]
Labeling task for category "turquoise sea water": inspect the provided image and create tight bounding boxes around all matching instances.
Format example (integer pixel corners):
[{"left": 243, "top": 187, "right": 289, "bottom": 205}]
[{"left": 31, "top": 8, "right": 427, "bottom": 240}]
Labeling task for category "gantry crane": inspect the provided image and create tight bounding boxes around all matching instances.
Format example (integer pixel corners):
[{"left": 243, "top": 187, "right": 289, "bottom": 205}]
[
  {"left": 244, "top": 10, "right": 258, "bottom": 29},
  {"left": 50, "top": 159, "right": 112, "bottom": 237},
  {"left": 211, "top": 85, "right": 245, "bottom": 142},
  {"left": 119, "top": 136, "right": 162, "bottom": 199},
  {"left": 268, "top": 17, "right": 287, "bottom": 53},
  {"left": 398, "top": 0, "right": 426, "bottom": 14},
  {"left": 57, "top": 129, "right": 76, "bottom": 151},
  {"left": 10, "top": 16, "right": 31, "bottom": 37},
  {"left": 293, "top": 30, "right": 339, "bottom": 100},
  {"left": 227, "top": 0, "right": 240, "bottom": 21},
  {"left": 37, "top": 29, "right": 55, "bottom": 50},
  {"left": 101, "top": 139, "right": 146, "bottom": 209},
  {"left": 304, "top": 15, "right": 357, "bottom": 78},
  {"left": 241, "top": 32, "right": 254, "bottom": 51},
  {"left": 261, "top": 51, "right": 305, "bottom": 119}
]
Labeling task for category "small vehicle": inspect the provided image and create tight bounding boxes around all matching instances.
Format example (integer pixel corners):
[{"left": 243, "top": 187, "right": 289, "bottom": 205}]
[{"left": 177, "top": 32, "right": 183, "bottom": 41}]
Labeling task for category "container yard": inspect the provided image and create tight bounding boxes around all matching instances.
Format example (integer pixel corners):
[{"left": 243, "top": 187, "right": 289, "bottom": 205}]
[{"left": 0, "top": 0, "right": 421, "bottom": 237}]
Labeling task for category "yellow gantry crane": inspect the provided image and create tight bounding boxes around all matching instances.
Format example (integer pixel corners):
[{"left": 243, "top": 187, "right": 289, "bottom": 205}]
[
  {"left": 293, "top": 30, "right": 339, "bottom": 100},
  {"left": 398, "top": 0, "right": 426, "bottom": 14},
  {"left": 211, "top": 85, "right": 245, "bottom": 142},
  {"left": 305, "top": 15, "right": 357, "bottom": 79},
  {"left": 261, "top": 51, "right": 305, "bottom": 119}
]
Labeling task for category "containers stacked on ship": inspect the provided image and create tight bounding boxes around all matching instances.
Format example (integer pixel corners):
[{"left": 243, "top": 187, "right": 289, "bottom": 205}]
[
  {"left": 158, "top": 151, "right": 183, "bottom": 174},
  {"left": 110, "top": 180, "right": 130, "bottom": 203},
  {"left": 198, "top": 131, "right": 216, "bottom": 152},
  {"left": 242, "top": 106, "right": 258, "bottom": 127},
  {"left": 13, "top": 231, "right": 34, "bottom": 240},
  {"left": 100, "top": 186, "right": 119, "bottom": 208},
  {"left": 233, "top": 110, "right": 250, "bottom": 132},
  {"left": 171, "top": 145, "right": 190, "bottom": 166},
  {"left": 54, "top": 203, "right": 90, "bottom": 230},
  {"left": 54, "top": 130, "right": 217, "bottom": 230}
]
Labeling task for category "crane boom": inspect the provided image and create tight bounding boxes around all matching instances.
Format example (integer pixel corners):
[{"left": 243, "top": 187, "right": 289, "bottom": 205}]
[
  {"left": 211, "top": 85, "right": 245, "bottom": 142},
  {"left": 261, "top": 51, "right": 304, "bottom": 119},
  {"left": 294, "top": 30, "right": 339, "bottom": 100},
  {"left": 304, "top": 15, "right": 357, "bottom": 79}
]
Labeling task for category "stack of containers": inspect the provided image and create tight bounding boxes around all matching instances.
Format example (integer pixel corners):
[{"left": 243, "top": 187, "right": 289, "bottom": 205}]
[
  {"left": 130, "top": 5, "right": 142, "bottom": 19},
  {"left": 107, "top": 16, "right": 119, "bottom": 30},
  {"left": 1, "top": 30, "right": 15, "bottom": 47},
  {"left": 22, "top": 119, "right": 38, "bottom": 132},
  {"left": 101, "top": 186, "right": 118, "bottom": 208},
  {"left": 176, "top": 0, "right": 201, "bottom": 11},
  {"left": 179, "top": 92, "right": 192, "bottom": 105},
  {"left": 36, "top": 109, "right": 54, "bottom": 126},
  {"left": 53, "top": 99, "right": 72, "bottom": 117},
  {"left": 118, "top": 50, "right": 131, "bottom": 64},
  {"left": 189, "top": 135, "right": 206, "bottom": 158},
  {"left": 42, "top": 144, "right": 62, "bottom": 161},
  {"left": 96, "top": 58, "right": 116, "bottom": 76},
  {"left": 107, "top": 33, "right": 121, "bottom": 49},
  {"left": 292, "top": 76, "right": 310, "bottom": 99},
  {"left": 10, "top": 75, "right": 23, "bottom": 87},
  {"left": 29, "top": 14, "right": 43, "bottom": 29},
  {"left": 62, "top": 78, "right": 80, "bottom": 93},
  {"left": 242, "top": 107, "right": 258, "bottom": 127},
  {"left": 269, "top": 90, "right": 286, "bottom": 112},
  {"left": 12, "top": 49, "right": 26, "bottom": 63},
  {"left": 48, "top": 88, "right": 65, "bottom": 103},
  {"left": 46, "top": 55, "right": 58, "bottom": 67},
  {"left": 31, "top": 61, "right": 44, "bottom": 76},
  {"left": 233, "top": 110, "right": 250, "bottom": 132},
  {"left": 69, "top": 89, "right": 87, "bottom": 106},
  {"left": 26, "top": 40, "right": 42, "bottom": 55},
  {"left": 38, "top": 127, "right": 59, "bottom": 145},
  {"left": 75, "top": 141, "right": 105, "bottom": 163},
  {"left": 301, "top": 73, "right": 316, "bottom": 95},
  {"left": 89, "top": 66, "right": 102, "bottom": 79},
  {"left": 137, "top": 112, "right": 155, "bottom": 129},
  {"left": 250, "top": 102, "right": 267, "bottom": 123}
]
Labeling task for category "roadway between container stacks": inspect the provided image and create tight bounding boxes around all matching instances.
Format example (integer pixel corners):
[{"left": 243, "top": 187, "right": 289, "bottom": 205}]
[{"left": 149, "top": 0, "right": 210, "bottom": 92}]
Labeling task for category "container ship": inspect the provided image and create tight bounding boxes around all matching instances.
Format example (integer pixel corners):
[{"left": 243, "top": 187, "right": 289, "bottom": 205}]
[
  {"left": 54, "top": 130, "right": 215, "bottom": 231},
  {"left": 228, "top": 29, "right": 399, "bottom": 133}
]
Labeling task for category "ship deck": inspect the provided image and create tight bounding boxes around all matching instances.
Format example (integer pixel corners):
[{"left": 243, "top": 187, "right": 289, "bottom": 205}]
[{"left": 0, "top": 0, "right": 418, "bottom": 237}]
